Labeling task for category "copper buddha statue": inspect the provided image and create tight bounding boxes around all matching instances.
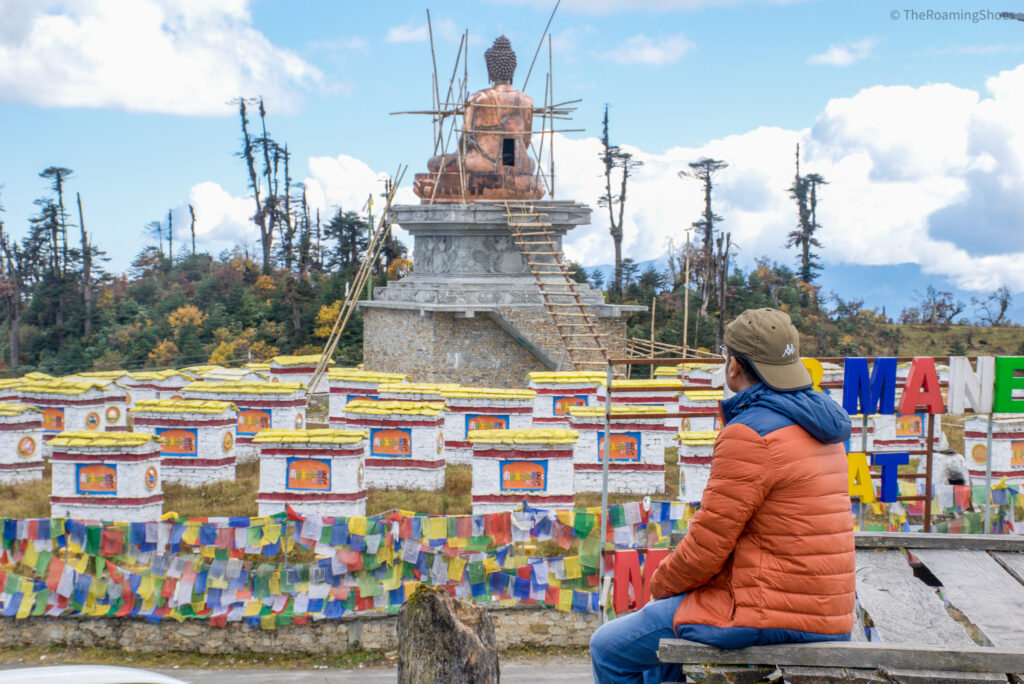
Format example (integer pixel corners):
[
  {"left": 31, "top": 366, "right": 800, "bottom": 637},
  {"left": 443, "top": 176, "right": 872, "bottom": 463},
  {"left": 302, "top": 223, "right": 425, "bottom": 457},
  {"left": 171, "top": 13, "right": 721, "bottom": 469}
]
[{"left": 413, "top": 36, "right": 545, "bottom": 203}]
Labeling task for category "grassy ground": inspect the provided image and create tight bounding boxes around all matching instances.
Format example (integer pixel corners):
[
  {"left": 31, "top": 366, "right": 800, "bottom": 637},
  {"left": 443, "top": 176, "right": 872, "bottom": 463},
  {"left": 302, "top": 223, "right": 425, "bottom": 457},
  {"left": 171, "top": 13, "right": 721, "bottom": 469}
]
[
  {"left": 885, "top": 323, "right": 1023, "bottom": 357},
  {"left": 0, "top": 449, "right": 681, "bottom": 520}
]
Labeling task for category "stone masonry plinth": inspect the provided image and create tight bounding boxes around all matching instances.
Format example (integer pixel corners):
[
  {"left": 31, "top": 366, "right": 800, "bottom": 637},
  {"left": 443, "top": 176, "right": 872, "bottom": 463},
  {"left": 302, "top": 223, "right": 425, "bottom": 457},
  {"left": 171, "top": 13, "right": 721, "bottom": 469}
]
[{"left": 361, "top": 201, "right": 642, "bottom": 387}]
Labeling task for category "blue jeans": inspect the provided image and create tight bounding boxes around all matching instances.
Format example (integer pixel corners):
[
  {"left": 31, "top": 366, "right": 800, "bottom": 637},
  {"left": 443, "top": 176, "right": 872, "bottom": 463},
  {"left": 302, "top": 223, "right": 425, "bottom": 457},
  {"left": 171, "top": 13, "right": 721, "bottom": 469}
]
[
  {"left": 590, "top": 594, "right": 853, "bottom": 683},
  {"left": 590, "top": 594, "right": 685, "bottom": 684}
]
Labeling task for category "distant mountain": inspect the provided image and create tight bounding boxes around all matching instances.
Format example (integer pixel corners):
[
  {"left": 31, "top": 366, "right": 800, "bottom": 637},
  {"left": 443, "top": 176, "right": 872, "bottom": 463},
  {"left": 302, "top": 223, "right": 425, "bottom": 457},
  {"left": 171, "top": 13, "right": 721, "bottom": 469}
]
[{"left": 583, "top": 258, "right": 1023, "bottom": 324}]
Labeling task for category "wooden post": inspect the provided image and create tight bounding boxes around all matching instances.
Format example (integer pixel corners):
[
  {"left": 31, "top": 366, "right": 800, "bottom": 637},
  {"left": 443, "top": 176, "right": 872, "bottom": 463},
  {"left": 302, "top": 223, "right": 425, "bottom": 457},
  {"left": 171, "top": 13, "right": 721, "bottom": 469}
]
[{"left": 925, "top": 413, "right": 934, "bottom": 533}]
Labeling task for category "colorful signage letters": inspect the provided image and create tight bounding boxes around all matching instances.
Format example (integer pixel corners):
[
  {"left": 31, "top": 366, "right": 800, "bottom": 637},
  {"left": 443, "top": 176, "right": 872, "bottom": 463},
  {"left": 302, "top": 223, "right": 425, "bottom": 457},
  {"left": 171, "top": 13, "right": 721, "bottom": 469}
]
[
  {"left": 76, "top": 463, "right": 117, "bottom": 495},
  {"left": 157, "top": 428, "right": 198, "bottom": 457},
  {"left": 286, "top": 458, "right": 331, "bottom": 490},
  {"left": 597, "top": 432, "right": 642, "bottom": 462},
  {"left": 237, "top": 409, "right": 272, "bottom": 436},
  {"left": 370, "top": 428, "right": 412, "bottom": 458},
  {"left": 465, "top": 414, "right": 509, "bottom": 435},
  {"left": 500, "top": 460, "right": 547, "bottom": 491}
]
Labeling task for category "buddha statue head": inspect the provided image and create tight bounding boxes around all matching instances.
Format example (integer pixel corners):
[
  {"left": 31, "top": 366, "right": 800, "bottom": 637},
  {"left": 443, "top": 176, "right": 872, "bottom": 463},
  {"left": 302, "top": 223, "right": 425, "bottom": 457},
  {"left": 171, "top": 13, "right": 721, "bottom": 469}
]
[{"left": 485, "top": 35, "right": 516, "bottom": 85}]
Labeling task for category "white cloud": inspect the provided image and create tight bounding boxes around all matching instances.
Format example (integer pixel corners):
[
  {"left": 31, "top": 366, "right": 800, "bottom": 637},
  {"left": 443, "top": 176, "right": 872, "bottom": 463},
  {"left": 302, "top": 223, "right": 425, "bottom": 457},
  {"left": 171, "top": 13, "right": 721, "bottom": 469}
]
[
  {"left": 602, "top": 34, "right": 694, "bottom": 66},
  {"left": 547, "top": 62, "right": 1024, "bottom": 294},
  {"left": 0, "top": 0, "right": 321, "bottom": 116},
  {"left": 175, "top": 182, "right": 257, "bottom": 249},
  {"left": 385, "top": 19, "right": 458, "bottom": 44},
  {"left": 487, "top": 0, "right": 807, "bottom": 14},
  {"left": 180, "top": 155, "right": 419, "bottom": 256},
  {"left": 807, "top": 37, "right": 877, "bottom": 66},
  {"left": 178, "top": 61, "right": 1024, "bottom": 295}
]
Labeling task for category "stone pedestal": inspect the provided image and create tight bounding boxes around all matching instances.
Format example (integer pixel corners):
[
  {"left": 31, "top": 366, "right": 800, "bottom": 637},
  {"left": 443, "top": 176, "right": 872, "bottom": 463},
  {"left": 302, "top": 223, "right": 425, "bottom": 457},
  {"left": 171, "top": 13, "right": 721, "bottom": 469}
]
[
  {"left": 441, "top": 387, "right": 535, "bottom": 466},
  {"left": 254, "top": 429, "right": 367, "bottom": 517},
  {"left": 130, "top": 399, "right": 238, "bottom": 486},
  {"left": 0, "top": 404, "right": 44, "bottom": 484},
  {"left": 567, "top": 405, "right": 672, "bottom": 494},
  {"left": 362, "top": 201, "right": 641, "bottom": 387},
  {"left": 49, "top": 431, "right": 163, "bottom": 522},
  {"left": 470, "top": 428, "right": 576, "bottom": 514},
  {"left": 677, "top": 430, "right": 717, "bottom": 505}
]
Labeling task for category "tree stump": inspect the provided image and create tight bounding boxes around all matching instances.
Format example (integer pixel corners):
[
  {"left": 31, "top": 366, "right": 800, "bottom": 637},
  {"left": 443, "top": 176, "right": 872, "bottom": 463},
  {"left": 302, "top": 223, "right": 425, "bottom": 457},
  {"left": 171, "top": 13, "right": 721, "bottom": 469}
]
[{"left": 397, "top": 584, "right": 500, "bottom": 684}]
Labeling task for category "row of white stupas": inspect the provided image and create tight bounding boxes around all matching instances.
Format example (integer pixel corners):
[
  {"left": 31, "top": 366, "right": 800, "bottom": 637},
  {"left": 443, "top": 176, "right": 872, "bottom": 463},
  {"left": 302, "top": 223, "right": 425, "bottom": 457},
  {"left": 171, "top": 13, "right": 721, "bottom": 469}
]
[{"left": 1, "top": 355, "right": 1020, "bottom": 522}]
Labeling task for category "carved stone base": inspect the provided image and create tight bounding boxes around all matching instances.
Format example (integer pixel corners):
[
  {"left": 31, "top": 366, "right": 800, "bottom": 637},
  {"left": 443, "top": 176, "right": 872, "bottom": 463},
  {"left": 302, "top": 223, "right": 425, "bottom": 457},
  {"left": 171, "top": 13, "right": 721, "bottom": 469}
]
[{"left": 362, "top": 306, "right": 628, "bottom": 387}]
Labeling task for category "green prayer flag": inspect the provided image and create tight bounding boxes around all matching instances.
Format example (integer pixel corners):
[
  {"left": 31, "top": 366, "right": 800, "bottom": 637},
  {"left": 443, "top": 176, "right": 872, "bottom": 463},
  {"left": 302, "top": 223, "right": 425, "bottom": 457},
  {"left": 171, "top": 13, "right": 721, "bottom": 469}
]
[
  {"left": 85, "top": 526, "right": 101, "bottom": 556},
  {"left": 574, "top": 513, "right": 595, "bottom": 539}
]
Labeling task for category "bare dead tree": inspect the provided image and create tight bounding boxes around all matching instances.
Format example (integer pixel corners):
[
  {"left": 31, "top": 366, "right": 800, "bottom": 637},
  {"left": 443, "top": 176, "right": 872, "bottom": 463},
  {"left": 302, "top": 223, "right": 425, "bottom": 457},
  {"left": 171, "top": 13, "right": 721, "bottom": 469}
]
[
  {"left": 167, "top": 208, "right": 173, "bottom": 264},
  {"left": 598, "top": 105, "right": 643, "bottom": 299},
  {"left": 188, "top": 204, "right": 196, "bottom": 255},
  {"left": 234, "top": 97, "right": 273, "bottom": 274},
  {"left": 680, "top": 158, "right": 728, "bottom": 316},
  {"left": 77, "top": 192, "right": 92, "bottom": 338},
  {"left": 715, "top": 231, "right": 732, "bottom": 346}
]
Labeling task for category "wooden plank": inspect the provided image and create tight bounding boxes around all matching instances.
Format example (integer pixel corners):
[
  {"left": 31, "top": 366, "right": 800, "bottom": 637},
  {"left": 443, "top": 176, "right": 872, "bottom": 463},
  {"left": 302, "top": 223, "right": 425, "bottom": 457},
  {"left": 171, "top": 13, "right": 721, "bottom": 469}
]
[
  {"left": 779, "top": 666, "right": 887, "bottom": 684},
  {"left": 656, "top": 640, "right": 1024, "bottom": 673},
  {"left": 856, "top": 532, "right": 1024, "bottom": 551},
  {"left": 912, "top": 548, "right": 1024, "bottom": 648},
  {"left": 854, "top": 549, "right": 974, "bottom": 646},
  {"left": 680, "top": 664, "right": 774, "bottom": 683},
  {"left": 993, "top": 552, "right": 1024, "bottom": 587},
  {"left": 879, "top": 669, "right": 1009, "bottom": 684}
]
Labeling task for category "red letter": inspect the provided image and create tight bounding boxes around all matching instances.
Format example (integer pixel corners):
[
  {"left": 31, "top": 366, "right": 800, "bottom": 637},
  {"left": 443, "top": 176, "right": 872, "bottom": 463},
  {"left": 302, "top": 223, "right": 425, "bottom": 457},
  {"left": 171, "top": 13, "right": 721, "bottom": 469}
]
[{"left": 897, "top": 357, "right": 945, "bottom": 415}]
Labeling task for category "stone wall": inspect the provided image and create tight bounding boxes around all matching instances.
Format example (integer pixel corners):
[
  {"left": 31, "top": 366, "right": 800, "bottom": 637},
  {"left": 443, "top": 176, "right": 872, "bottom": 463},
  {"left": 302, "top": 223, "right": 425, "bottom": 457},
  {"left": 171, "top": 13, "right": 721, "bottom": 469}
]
[
  {"left": 363, "top": 306, "right": 628, "bottom": 388},
  {"left": 0, "top": 606, "right": 597, "bottom": 655}
]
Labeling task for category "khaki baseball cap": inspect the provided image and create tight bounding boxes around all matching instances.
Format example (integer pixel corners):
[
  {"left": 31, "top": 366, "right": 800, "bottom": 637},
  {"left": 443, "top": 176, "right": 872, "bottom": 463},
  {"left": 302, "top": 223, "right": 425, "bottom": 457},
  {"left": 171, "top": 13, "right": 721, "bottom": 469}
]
[{"left": 723, "top": 308, "right": 812, "bottom": 392}]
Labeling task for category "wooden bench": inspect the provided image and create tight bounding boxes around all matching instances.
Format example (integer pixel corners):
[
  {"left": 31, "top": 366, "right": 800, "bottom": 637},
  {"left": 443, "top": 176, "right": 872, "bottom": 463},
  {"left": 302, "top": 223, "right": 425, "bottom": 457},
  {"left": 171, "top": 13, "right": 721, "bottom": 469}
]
[{"left": 658, "top": 532, "right": 1024, "bottom": 683}]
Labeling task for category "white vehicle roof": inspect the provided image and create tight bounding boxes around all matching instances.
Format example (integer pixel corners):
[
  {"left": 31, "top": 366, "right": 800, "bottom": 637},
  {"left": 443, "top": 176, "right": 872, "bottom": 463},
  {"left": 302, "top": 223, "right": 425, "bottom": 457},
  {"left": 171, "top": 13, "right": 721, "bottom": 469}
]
[{"left": 0, "top": 665, "right": 187, "bottom": 684}]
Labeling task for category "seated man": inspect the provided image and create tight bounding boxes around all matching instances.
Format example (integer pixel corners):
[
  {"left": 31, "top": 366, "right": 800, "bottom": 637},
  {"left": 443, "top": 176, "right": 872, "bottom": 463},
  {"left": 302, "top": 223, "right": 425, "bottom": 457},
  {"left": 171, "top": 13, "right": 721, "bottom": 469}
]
[{"left": 590, "top": 308, "right": 855, "bottom": 684}]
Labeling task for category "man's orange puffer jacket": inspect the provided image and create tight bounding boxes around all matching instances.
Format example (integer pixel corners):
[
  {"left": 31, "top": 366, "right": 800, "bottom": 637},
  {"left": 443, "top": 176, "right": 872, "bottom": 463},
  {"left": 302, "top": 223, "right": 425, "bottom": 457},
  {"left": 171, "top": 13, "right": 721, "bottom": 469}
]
[{"left": 650, "top": 382, "right": 855, "bottom": 646}]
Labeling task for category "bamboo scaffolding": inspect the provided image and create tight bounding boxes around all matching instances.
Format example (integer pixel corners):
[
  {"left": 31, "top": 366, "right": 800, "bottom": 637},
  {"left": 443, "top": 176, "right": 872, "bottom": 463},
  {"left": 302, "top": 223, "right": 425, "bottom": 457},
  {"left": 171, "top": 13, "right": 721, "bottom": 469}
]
[{"left": 305, "top": 166, "right": 407, "bottom": 406}]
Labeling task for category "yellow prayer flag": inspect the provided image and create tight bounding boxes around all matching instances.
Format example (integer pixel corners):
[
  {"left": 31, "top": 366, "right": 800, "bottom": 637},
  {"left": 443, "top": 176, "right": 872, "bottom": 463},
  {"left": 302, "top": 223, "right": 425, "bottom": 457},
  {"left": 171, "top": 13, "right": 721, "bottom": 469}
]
[
  {"left": 426, "top": 517, "right": 447, "bottom": 540},
  {"left": 182, "top": 525, "right": 200, "bottom": 546},
  {"left": 269, "top": 573, "right": 280, "bottom": 595},
  {"left": 244, "top": 600, "right": 262, "bottom": 617},
  {"left": 263, "top": 524, "right": 281, "bottom": 545},
  {"left": 556, "top": 588, "right": 573, "bottom": 612},
  {"left": 22, "top": 545, "right": 39, "bottom": 570},
  {"left": 403, "top": 581, "right": 420, "bottom": 597},
  {"left": 200, "top": 545, "right": 215, "bottom": 559},
  {"left": 138, "top": 574, "right": 154, "bottom": 598},
  {"left": 260, "top": 613, "right": 277, "bottom": 630},
  {"left": 448, "top": 537, "right": 467, "bottom": 548},
  {"left": 564, "top": 556, "right": 581, "bottom": 580},
  {"left": 15, "top": 592, "right": 34, "bottom": 619},
  {"left": 448, "top": 556, "right": 467, "bottom": 582},
  {"left": 349, "top": 516, "right": 367, "bottom": 536},
  {"left": 557, "top": 510, "right": 575, "bottom": 527},
  {"left": 483, "top": 558, "right": 501, "bottom": 574},
  {"left": 74, "top": 554, "right": 90, "bottom": 574}
]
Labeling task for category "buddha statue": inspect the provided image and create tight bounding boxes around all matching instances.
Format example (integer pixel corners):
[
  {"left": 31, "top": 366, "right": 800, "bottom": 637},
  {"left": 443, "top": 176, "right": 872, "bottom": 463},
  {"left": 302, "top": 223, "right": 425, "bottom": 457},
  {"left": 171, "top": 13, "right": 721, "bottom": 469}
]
[{"left": 413, "top": 36, "right": 545, "bottom": 203}]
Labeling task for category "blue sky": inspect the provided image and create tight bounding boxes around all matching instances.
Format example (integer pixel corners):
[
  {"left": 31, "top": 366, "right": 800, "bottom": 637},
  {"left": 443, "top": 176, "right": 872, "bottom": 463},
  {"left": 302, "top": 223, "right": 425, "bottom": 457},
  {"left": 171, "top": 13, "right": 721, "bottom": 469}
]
[{"left": 2, "top": 0, "right": 1023, "bottom": 312}]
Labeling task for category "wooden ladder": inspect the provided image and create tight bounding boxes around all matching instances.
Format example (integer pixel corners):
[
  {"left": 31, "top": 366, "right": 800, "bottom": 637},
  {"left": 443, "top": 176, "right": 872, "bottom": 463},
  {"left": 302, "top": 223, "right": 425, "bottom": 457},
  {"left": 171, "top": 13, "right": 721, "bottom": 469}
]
[{"left": 504, "top": 201, "right": 609, "bottom": 372}]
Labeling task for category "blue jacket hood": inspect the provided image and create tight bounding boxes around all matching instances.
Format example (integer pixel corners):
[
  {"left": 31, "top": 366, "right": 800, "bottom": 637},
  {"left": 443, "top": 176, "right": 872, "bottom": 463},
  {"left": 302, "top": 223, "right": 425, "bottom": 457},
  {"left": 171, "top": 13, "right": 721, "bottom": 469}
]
[{"left": 721, "top": 383, "right": 852, "bottom": 445}]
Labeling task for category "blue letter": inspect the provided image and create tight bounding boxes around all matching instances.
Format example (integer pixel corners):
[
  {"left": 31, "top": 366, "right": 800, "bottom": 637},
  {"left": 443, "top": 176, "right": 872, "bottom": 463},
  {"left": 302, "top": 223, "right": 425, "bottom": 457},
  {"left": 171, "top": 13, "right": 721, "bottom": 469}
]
[
  {"left": 871, "top": 452, "right": 909, "bottom": 503},
  {"left": 842, "top": 357, "right": 897, "bottom": 415}
]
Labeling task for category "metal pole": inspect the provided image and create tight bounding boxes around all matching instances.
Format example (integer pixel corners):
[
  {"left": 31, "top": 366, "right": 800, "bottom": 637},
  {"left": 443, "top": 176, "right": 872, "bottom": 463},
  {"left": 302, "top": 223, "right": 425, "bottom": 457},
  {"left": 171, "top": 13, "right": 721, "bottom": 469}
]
[
  {"left": 598, "top": 361, "right": 613, "bottom": 624},
  {"left": 924, "top": 413, "right": 935, "bottom": 533},
  {"left": 984, "top": 412, "right": 995, "bottom": 534},
  {"left": 859, "top": 414, "right": 868, "bottom": 531}
]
